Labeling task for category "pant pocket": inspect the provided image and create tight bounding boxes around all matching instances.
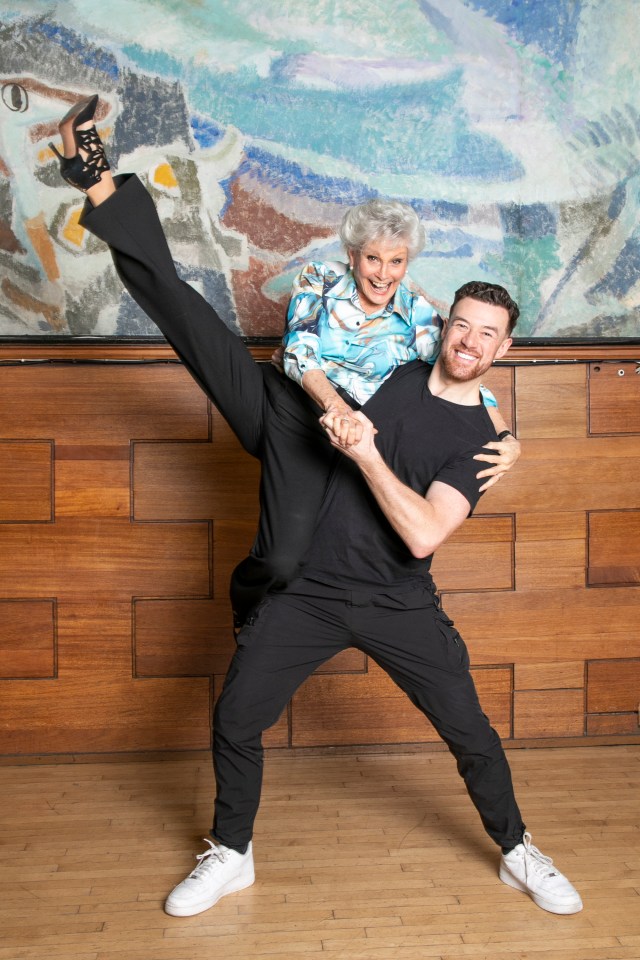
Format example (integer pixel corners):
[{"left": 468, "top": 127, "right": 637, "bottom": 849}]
[
  {"left": 433, "top": 607, "right": 469, "bottom": 670},
  {"left": 238, "top": 595, "right": 273, "bottom": 641}
]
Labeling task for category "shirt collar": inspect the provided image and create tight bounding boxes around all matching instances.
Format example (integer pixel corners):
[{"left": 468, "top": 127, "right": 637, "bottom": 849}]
[{"left": 329, "top": 267, "right": 414, "bottom": 326}]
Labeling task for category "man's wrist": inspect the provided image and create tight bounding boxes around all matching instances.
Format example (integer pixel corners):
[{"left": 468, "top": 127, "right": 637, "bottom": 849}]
[{"left": 497, "top": 429, "right": 514, "bottom": 441}]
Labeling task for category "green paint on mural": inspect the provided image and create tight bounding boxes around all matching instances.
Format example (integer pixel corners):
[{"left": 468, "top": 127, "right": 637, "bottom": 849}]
[{"left": 485, "top": 236, "right": 562, "bottom": 337}]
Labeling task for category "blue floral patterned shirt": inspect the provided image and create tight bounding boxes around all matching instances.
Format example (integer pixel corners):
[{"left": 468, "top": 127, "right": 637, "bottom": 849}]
[{"left": 283, "top": 261, "right": 497, "bottom": 407}]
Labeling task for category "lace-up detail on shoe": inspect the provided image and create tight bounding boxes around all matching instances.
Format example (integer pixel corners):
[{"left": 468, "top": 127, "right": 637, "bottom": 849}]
[
  {"left": 164, "top": 839, "right": 255, "bottom": 917},
  {"left": 188, "top": 838, "right": 230, "bottom": 881},
  {"left": 519, "top": 833, "right": 559, "bottom": 880},
  {"left": 499, "top": 830, "right": 582, "bottom": 915}
]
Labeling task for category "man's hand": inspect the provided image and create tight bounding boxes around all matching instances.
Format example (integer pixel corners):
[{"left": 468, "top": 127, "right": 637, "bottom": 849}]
[
  {"left": 321, "top": 409, "right": 377, "bottom": 458},
  {"left": 474, "top": 435, "right": 521, "bottom": 491},
  {"left": 321, "top": 402, "right": 366, "bottom": 447}
]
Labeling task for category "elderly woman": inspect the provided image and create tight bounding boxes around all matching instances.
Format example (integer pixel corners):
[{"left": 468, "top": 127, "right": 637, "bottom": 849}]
[{"left": 50, "top": 96, "right": 519, "bottom": 626}]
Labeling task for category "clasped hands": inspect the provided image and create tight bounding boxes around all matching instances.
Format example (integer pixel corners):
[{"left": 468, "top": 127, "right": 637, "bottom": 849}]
[{"left": 320, "top": 404, "right": 369, "bottom": 449}]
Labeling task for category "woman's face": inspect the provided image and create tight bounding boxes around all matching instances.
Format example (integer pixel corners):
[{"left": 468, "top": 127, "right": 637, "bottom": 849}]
[{"left": 349, "top": 238, "right": 409, "bottom": 316}]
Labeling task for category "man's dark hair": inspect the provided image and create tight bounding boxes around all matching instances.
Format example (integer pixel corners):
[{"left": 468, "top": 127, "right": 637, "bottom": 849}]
[{"left": 450, "top": 280, "right": 519, "bottom": 334}]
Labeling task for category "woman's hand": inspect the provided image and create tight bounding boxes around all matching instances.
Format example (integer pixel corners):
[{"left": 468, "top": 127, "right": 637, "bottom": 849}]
[
  {"left": 321, "top": 401, "right": 365, "bottom": 447},
  {"left": 474, "top": 435, "right": 521, "bottom": 491},
  {"left": 270, "top": 344, "right": 285, "bottom": 373}
]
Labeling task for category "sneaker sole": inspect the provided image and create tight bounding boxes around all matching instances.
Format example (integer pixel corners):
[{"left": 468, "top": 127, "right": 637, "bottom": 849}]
[
  {"left": 164, "top": 867, "right": 255, "bottom": 917},
  {"left": 499, "top": 865, "right": 583, "bottom": 915}
]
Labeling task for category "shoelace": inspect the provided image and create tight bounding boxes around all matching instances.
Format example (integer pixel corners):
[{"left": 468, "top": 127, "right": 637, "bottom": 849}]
[
  {"left": 188, "top": 838, "right": 229, "bottom": 879},
  {"left": 522, "top": 832, "right": 558, "bottom": 878}
]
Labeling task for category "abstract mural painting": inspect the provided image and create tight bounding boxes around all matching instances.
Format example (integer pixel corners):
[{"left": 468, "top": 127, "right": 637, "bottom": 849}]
[{"left": 0, "top": 0, "right": 639, "bottom": 339}]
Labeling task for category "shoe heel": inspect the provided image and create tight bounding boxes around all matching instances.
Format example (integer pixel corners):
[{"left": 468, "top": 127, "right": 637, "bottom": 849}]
[
  {"left": 499, "top": 864, "right": 526, "bottom": 893},
  {"left": 48, "top": 141, "right": 64, "bottom": 161},
  {"left": 60, "top": 94, "right": 99, "bottom": 129}
]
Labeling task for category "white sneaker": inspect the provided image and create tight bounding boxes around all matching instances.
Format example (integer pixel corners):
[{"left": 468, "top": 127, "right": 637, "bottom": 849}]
[
  {"left": 500, "top": 832, "right": 582, "bottom": 915},
  {"left": 165, "top": 839, "right": 255, "bottom": 917}
]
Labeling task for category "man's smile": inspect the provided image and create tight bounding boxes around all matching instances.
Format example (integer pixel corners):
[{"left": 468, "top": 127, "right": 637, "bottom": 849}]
[{"left": 454, "top": 349, "right": 479, "bottom": 362}]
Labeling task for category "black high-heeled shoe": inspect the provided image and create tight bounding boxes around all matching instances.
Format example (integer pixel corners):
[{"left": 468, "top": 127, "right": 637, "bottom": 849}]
[{"left": 49, "top": 94, "right": 111, "bottom": 190}]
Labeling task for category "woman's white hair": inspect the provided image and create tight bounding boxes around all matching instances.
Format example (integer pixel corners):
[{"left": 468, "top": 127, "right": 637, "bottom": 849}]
[{"left": 339, "top": 197, "right": 426, "bottom": 261}]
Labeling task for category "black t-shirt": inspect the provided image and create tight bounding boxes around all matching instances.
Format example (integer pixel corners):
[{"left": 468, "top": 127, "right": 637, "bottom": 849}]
[{"left": 300, "top": 359, "right": 498, "bottom": 588}]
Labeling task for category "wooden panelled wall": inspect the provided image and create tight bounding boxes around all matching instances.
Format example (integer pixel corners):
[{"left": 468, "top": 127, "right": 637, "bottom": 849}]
[{"left": 0, "top": 344, "right": 639, "bottom": 759}]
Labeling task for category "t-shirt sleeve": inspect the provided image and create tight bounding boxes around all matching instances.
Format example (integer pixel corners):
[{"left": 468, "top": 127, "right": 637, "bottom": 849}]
[{"left": 433, "top": 446, "right": 487, "bottom": 515}]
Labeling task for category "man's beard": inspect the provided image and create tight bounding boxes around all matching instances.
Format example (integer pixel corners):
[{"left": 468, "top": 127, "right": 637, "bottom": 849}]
[{"left": 439, "top": 348, "right": 490, "bottom": 383}]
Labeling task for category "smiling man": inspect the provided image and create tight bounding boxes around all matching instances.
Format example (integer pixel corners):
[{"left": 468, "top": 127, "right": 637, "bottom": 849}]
[
  {"left": 439, "top": 289, "right": 512, "bottom": 384},
  {"left": 165, "top": 280, "right": 583, "bottom": 921}
]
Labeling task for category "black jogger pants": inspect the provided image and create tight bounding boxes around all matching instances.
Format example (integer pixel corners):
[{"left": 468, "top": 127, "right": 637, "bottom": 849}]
[{"left": 212, "top": 579, "right": 525, "bottom": 853}]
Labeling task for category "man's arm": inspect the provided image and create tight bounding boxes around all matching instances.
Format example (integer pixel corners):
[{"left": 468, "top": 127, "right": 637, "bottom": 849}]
[{"left": 321, "top": 410, "right": 472, "bottom": 558}]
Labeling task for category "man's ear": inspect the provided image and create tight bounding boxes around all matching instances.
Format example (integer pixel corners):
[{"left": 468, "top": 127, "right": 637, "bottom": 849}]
[{"left": 495, "top": 336, "right": 512, "bottom": 361}]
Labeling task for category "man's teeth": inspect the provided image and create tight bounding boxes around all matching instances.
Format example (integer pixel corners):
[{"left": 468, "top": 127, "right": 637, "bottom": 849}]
[{"left": 456, "top": 351, "right": 476, "bottom": 361}]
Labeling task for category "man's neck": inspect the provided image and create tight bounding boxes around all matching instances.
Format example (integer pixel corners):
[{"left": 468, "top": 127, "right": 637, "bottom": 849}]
[{"left": 427, "top": 359, "right": 484, "bottom": 406}]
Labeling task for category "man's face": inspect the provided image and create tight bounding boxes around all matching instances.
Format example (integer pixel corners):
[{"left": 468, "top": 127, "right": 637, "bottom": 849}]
[
  {"left": 440, "top": 296, "right": 512, "bottom": 382},
  {"left": 349, "top": 239, "right": 409, "bottom": 316}
]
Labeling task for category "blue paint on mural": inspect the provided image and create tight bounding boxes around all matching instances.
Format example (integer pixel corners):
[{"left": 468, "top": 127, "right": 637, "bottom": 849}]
[
  {"left": 242, "top": 149, "right": 378, "bottom": 206},
  {"left": 590, "top": 236, "right": 640, "bottom": 299},
  {"left": 467, "top": 0, "right": 584, "bottom": 68},
  {"left": 411, "top": 199, "right": 470, "bottom": 223},
  {"left": 190, "top": 116, "right": 225, "bottom": 150},
  {"left": 500, "top": 204, "right": 557, "bottom": 240},
  {"left": 121, "top": 41, "right": 522, "bottom": 179},
  {"left": 32, "top": 17, "right": 120, "bottom": 79},
  {"left": 190, "top": 68, "right": 524, "bottom": 180},
  {"left": 0, "top": 1, "right": 638, "bottom": 339}
]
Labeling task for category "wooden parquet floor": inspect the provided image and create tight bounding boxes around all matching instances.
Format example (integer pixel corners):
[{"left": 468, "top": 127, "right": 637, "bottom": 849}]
[{"left": 1, "top": 744, "right": 639, "bottom": 960}]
